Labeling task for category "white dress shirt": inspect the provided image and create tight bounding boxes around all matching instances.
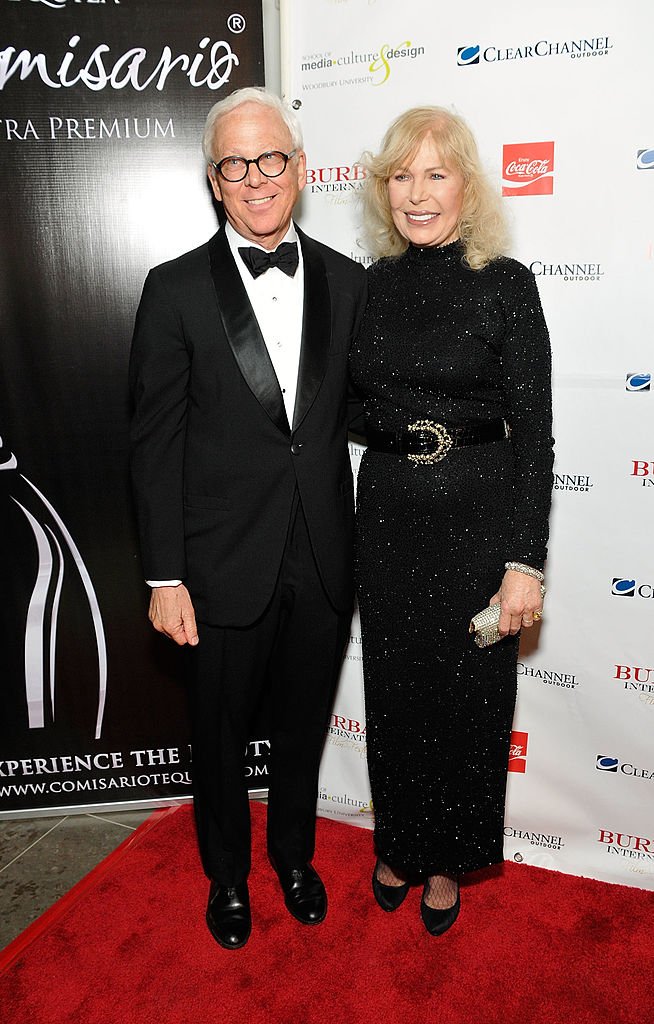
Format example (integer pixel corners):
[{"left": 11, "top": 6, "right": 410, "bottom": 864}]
[{"left": 148, "top": 222, "right": 305, "bottom": 588}]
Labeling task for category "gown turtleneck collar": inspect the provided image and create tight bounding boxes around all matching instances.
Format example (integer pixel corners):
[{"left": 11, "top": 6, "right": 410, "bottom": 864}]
[{"left": 405, "top": 238, "right": 465, "bottom": 264}]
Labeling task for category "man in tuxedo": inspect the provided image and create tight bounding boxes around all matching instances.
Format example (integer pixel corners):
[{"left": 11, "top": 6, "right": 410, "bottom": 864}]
[{"left": 129, "top": 88, "right": 367, "bottom": 950}]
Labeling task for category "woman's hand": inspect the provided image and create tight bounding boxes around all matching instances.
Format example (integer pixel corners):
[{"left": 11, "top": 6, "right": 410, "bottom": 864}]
[{"left": 489, "top": 570, "right": 544, "bottom": 637}]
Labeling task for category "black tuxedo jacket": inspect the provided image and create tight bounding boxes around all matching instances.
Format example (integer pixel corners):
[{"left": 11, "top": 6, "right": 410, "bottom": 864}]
[{"left": 129, "top": 225, "right": 367, "bottom": 627}]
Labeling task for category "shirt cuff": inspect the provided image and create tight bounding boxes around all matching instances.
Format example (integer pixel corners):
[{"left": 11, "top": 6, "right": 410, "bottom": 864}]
[{"left": 146, "top": 580, "right": 183, "bottom": 587}]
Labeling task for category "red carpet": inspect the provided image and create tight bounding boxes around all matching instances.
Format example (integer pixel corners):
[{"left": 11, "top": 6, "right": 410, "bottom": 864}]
[{"left": 2, "top": 802, "right": 653, "bottom": 1024}]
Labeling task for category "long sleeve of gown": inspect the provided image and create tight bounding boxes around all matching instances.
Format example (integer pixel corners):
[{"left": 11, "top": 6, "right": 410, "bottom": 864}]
[{"left": 499, "top": 264, "right": 554, "bottom": 571}]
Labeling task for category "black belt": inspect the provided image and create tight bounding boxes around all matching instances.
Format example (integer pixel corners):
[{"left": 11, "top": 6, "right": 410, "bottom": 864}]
[{"left": 366, "top": 419, "right": 509, "bottom": 464}]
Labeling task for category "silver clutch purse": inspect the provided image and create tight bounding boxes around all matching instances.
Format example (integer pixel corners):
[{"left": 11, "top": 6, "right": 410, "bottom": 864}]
[
  {"left": 469, "top": 603, "right": 502, "bottom": 648},
  {"left": 470, "top": 583, "right": 546, "bottom": 647}
]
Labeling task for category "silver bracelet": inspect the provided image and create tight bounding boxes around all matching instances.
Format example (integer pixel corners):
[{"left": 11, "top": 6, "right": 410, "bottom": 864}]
[{"left": 504, "top": 561, "right": 545, "bottom": 583}]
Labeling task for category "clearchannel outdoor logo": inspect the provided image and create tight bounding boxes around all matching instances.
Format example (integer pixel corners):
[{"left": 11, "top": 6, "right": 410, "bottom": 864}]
[
  {"left": 553, "top": 472, "right": 594, "bottom": 493},
  {"left": 626, "top": 372, "right": 651, "bottom": 391},
  {"left": 611, "top": 578, "right": 654, "bottom": 598},
  {"left": 530, "top": 260, "right": 604, "bottom": 283},
  {"left": 457, "top": 36, "right": 612, "bottom": 66},
  {"left": 504, "top": 825, "right": 565, "bottom": 855},
  {"left": 596, "top": 755, "right": 654, "bottom": 781},
  {"left": 636, "top": 149, "right": 654, "bottom": 170}
]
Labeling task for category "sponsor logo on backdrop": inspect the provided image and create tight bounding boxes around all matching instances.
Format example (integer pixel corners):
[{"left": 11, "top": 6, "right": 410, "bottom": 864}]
[
  {"left": 614, "top": 664, "right": 654, "bottom": 706},
  {"left": 611, "top": 578, "right": 654, "bottom": 598},
  {"left": 598, "top": 829, "right": 654, "bottom": 861},
  {"left": 596, "top": 755, "right": 654, "bottom": 780},
  {"left": 502, "top": 142, "right": 554, "bottom": 197},
  {"left": 530, "top": 261, "right": 604, "bottom": 282},
  {"left": 6, "top": 0, "right": 120, "bottom": 7},
  {"left": 1, "top": 117, "right": 176, "bottom": 141},
  {"left": 458, "top": 36, "right": 612, "bottom": 65},
  {"left": 326, "top": 713, "right": 366, "bottom": 760},
  {"left": 344, "top": 630, "right": 362, "bottom": 662},
  {"left": 306, "top": 163, "right": 366, "bottom": 197},
  {"left": 630, "top": 461, "right": 654, "bottom": 488},
  {"left": 457, "top": 45, "right": 480, "bottom": 66},
  {"left": 0, "top": 35, "right": 239, "bottom": 92},
  {"left": 327, "top": 714, "right": 366, "bottom": 743},
  {"left": 508, "top": 731, "right": 528, "bottom": 772},
  {"left": 349, "top": 252, "right": 374, "bottom": 266},
  {"left": 2, "top": 440, "right": 107, "bottom": 739},
  {"left": 504, "top": 826, "right": 565, "bottom": 854},
  {"left": 636, "top": 149, "right": 654, "bottom": 170},
  {"left": 0, "top": 746, "right": 194, "bottom": 800},
  {"left": 318, "top": 785, "right": 373, "bottom": 817},
  {"left": 300, "top": 40, "right": 426, "bottom": 89},
  {"left": 517, "top": 662, "right": 578, "bottom": 689},
  {"left": 553, "top": 472, "right": 594, "bottom": 493},
  {"left": 245, "top": 739, "right": 270, "bottom": 779},
  {"left": 626, "top": 372, "right": 651, "bottom": 392}
]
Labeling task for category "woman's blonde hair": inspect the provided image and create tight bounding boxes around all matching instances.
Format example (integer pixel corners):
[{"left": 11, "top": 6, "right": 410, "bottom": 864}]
[{"left": 360, "top": 106, "right": 508, "bottom": 270}]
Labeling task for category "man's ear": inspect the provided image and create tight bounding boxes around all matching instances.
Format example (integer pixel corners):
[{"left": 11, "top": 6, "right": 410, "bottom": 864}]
[
  {"left": 296, "top": 149, "right": 307, "bottom": 193},
  {"left": 208, "top": 167, "right": 223, "bottom": 203}
]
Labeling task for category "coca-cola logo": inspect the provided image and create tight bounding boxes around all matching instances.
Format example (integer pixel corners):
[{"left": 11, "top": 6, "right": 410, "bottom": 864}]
[
  {"left": 502, "top": 141, "right": 555, "bottom": 197},
  {"left": 505, "top": 159, "right": 551, "bottom": 176},
  {"left": 508, "top": 730, "right": 528, "bottom": 772}
]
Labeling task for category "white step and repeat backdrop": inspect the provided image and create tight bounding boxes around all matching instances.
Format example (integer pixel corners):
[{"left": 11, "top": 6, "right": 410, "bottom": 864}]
[{"left": 282, "top": 0, "right": 654, "bottom": 888}]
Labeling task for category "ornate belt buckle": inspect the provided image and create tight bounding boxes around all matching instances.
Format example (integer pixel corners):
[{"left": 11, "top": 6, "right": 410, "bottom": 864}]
[{"left": 406, "top": 420, "right": 453, "bottom": 465}]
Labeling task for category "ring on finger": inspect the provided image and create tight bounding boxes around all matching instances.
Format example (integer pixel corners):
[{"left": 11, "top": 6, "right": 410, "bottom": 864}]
[{"left": 533, "top": 610, "right": 543, "bottom": 621}]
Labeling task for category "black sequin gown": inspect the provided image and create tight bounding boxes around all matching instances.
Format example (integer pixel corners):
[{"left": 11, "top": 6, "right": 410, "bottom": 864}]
[{"left": 349, "top": 240, "right": 553, "bottom": 876}]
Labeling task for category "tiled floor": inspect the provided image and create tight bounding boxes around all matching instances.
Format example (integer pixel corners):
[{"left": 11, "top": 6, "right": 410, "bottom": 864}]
[{"left": 0, "top": 808, "right": 154, "bottom": 950}]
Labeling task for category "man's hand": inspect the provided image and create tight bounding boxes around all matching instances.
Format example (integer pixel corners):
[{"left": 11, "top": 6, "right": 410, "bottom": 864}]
[{"left": 149, "top": 584, "right": 199, "bottom": 646}]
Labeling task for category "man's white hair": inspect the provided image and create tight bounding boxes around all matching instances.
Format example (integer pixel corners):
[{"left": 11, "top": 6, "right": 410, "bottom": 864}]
[{"left": 202, "top": 87, "right": 303, "bottom": 163}]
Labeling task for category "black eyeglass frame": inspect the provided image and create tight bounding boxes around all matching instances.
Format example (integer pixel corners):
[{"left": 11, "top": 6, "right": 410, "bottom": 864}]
[{"left": 210, "top": 149, "right": 297, "bottom": 182}]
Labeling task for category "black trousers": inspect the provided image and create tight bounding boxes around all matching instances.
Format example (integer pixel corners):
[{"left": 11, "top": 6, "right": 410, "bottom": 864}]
[{"left": 190, "top": 496, "right": 351, "bottom": 886}]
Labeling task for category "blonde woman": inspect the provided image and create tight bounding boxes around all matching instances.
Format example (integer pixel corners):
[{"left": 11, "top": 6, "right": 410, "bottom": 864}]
[{"left": 350, "top": 107, "right": 553, "bottom": 935}]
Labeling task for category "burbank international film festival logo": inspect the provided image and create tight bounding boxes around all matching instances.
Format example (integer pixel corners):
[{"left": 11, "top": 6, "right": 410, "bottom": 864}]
[
  {"left": 636, "top": 149, "right": 654, "bottom": 170},
  {"left": 306, "top": 162, "right": 366, "bottom": 196},
  {"left": 502, "top": 142, "right": 554, "bottom": 197},
  {"left": 614, "top": 664, "right": 654, "bottom": 705},
  {"left": 508, "top": 730, "right": 528, "bottom": 773},
  {"left": 630, "top": 460, "right": 654, "bottom": 488},
  {"left": 598, "top": 829, "right": 654, "bottom": 861}
]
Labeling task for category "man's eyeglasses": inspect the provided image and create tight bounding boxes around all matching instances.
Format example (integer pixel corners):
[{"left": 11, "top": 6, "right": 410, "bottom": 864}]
[{"left": 211, "top": 150, "right": 297, "bottom": 183}]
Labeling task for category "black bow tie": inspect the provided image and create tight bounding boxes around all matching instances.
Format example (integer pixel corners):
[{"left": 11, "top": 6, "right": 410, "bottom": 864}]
[{"left": 238, "top": 241, "right": 299, "bottom": 279}]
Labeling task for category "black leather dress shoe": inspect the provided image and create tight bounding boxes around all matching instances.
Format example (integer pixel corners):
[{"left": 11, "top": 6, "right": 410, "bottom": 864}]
[
  {"left": 206, "top": 881, "right": 251, "bottom": 950},
  {"left": 371, "top": 860, "right": 410, "bottom": 912},
  {"left": 274, "top": 863, "right": 327, "bottom": 924},
  {"left": 420, "top": 881, "right": 460, "bottom": 936}
]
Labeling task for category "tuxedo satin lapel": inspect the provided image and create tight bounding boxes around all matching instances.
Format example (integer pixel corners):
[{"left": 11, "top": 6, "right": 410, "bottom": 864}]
[
  {"left": 292, "top": 229, "right": 331, "bottom": 430},
  {"left": 208, "top": 230, "right": 290, "bottom": 436}
]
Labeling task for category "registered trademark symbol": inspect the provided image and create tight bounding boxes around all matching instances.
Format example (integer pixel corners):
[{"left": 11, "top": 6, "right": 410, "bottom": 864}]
[{"left": 227, "top": 13, "right": 246, "bottom": 33}]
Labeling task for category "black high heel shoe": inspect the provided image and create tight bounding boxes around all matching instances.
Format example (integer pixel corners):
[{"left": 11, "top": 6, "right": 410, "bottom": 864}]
[
  {"left": 372, "top": 859, "right": 410, "bottom": 912},
  {"left": 420, "top": 878, "right": 460, "bottom": 936}
]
